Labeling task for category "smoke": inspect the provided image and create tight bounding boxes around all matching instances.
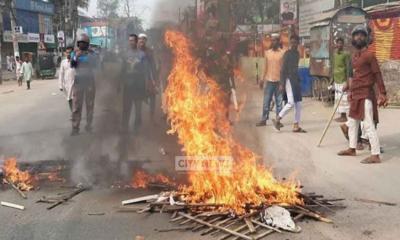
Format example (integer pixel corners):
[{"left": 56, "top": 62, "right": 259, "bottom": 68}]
[{"left": 149, "top": 0, "right": 194, "bottom": 28}]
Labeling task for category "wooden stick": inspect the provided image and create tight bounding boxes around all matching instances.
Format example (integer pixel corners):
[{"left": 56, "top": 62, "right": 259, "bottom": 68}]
[
  {"left": 155, "top": 226, "right": 194, "bottom": 232},
  {"left": 293, "top": 205, "right": 333, "bottom": 223},
  {"left": 179, "top": 213, "right": 201, "bottom": 225},
  {"left": 178, "top": 212, "right": 253, "bottom": 240},
  {"left": 219, "top": 222, "right": 249, "bottom": 240},
  {"left": 299, "top": 192, "right": 335, "bottom": 213},
  {"left": 318, "top": 92, "right": 344, "bottom": 147},
  {"left": 354, "top": 198, "right": 397, "bottom": 206},
  {"left": 122, "top": 194, "right": 159, "bottom": 206},
  {"left": 202, "top": 217, "right": 235, "bottom": 235},
  {"left": 4, "top": 178, "right": 27, "bottom": 199},
  {"left": 1, "top": 201, "right": 25, "bottom": 210},
  {"left": 251, "top": 219, "right": 282, "bottom": 233},
  {"left": 47, "top": 186, "right": 89, "bottom": 210},
  {"left": 232, "top": 225, "right": 261, "bottom": 240},
  {"left": 192, "top": 216, "right": 223, "bottom": 231},
  {"left": 244, "top": 218, "right": 256, "bottom": 233}
]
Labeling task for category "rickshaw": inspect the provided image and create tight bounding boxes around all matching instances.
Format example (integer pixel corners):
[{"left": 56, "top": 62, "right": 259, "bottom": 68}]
[
  {"left": 309, "top": 6, "right": 369, "bottom": 102},
  {"left": 36, "top": 53, "right": 56, "bottom": 79}
]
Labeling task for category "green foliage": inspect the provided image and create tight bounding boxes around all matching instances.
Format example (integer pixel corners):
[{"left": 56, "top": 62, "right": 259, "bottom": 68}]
[{"left": 97, "top": 0, "right": 120, "bottom": 18}]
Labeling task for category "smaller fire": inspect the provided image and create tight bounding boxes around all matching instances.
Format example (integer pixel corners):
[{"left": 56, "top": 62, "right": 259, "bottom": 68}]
[
  {"left": 131, "top": 170, "right": 176, "bottom": 189},
  {"left": 2, "top": 158, "right": 34, "bottom": 191}
]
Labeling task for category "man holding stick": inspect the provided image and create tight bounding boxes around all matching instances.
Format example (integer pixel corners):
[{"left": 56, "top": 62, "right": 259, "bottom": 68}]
[{"left": 338, "top": 25, "right": 388, "bottom": 164}]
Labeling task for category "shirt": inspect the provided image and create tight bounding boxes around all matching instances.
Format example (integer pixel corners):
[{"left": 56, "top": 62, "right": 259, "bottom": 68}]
[
  {"left": 21, "top": 62, "right": 33, "bottom": 81},
  {"left": 264, "top": 48, "right": 284, "bottom": 82},
  {"left": 71, "top": 51, "right": 97, "bottom": 88},
  {"left": 333, "top": 51, "right": 350, "bottom": 84},
  {"left": 349, "top": 49, "right": 386, "bottom": 122}
]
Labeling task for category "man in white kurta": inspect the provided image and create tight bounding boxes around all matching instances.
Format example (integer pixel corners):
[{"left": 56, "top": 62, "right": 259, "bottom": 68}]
[
  {"left": 59, "top": 47, "right": 75, "bottom": 111},
  {"left": 21, "top": 56, "right": 33, "bottom": 90}
]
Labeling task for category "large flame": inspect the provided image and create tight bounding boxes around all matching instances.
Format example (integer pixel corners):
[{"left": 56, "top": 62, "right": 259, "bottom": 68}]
[
  {"left": 164, "top": 31, "right": 302, "bottom": 214},
  {"left": 2, "top": 157, "right": 34, "bottom": 191}
]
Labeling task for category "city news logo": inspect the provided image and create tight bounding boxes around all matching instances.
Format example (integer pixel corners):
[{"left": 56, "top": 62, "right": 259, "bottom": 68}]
[{"left": 175, "top": 156, "right": 233, "bottom": 175}]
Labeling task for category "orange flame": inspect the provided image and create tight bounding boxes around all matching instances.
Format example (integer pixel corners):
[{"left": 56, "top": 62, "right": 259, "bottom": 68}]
[
  {"left": 2, "top": 158, "right": 34, "bottom": 191},
  {"left": 131, "top": 170, "right": 175, "bottom": 189},
  {"left": 164, "top": 30, "right": 302, "bottom": 214}
]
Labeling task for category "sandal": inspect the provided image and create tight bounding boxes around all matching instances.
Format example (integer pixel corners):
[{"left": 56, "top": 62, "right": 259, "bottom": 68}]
[{"left": 293, "top": 127, "right": 307, "bottom": 133}]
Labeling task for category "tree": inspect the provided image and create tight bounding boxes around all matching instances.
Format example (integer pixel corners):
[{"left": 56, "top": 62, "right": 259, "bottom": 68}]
[
  {"left": 97, "top": 0, "right": 119, "bottom": 18},
  {"left": 122, "top": 0, "right": 135, "bottom": 18}
]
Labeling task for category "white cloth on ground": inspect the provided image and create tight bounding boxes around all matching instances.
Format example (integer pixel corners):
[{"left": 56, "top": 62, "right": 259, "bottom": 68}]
[
  {"left": 279, "top": 79, "right": 302, "bottom": 124},
  {"left": 348, "top": 99, "right": 380, "bottom": 155}
]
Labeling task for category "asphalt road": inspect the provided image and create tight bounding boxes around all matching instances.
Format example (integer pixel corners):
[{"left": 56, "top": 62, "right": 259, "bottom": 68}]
[{"left": 1, "top": 78, "right": 400, "bottom": 240}]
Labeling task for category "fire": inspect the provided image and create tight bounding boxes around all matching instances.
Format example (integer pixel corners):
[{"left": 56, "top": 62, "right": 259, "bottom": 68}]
[
  {"left": 164, "top": 30, "right": 302, "bottom": 214},
  {"left": 2, "top": 157, "right": 34, "bottom": 191},
  {"left": 131, "top": 170, "right": 175, "bottom": 189}
]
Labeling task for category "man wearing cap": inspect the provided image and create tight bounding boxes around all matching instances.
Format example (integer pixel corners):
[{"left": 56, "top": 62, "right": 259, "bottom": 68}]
[
  {"left": 256, "top": 34, "right": 284, "bottom": 127},
  {"left": 138, "top": 33, "right": 158, "bottom": 121},
  {"left": 338, "top": 25, "right": 388, "bottom": 164},
  {"left": 70, "top": 33, "right": 98, "bottom": 136},
  {"left": 120, "top": 33, "right": 149, "bottom": 133}
]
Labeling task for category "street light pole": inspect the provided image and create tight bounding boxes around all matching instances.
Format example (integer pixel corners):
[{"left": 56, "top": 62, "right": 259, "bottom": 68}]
[
  {"left": 0, "top": 1, "right": 4, "bottom": 85},
  {"left": 10, "top": 0, "right": 20, "bottom": 57}
]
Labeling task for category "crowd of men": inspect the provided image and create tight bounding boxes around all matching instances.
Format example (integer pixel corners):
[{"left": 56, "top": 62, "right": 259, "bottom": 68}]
[
  {"left": 58, "top": 32, "right": 158, "bottom": 137},
  {"left": 256, "top": 25, "right": 388, "bottom": 164},
  {"left": 55, "top": 24, "right": 389, "bottom": 164}
]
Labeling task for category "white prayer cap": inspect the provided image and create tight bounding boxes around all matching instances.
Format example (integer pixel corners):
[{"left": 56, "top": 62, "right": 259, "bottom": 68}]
[
  {"left": 271, "top": 33, "right": 280, "bottom": 39},
  {"left": 138, "top": 33, "right": 148, "bottom": 39}
]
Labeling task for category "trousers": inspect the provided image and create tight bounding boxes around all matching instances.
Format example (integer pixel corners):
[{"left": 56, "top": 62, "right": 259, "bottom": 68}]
[
  {"left": 261, "top": 81, "right": 283, "bottom": 121},
  {"left": 348, "top": 99, "right": 380, "bottom": 155},
  {"left": 279, "top": 79, "right": 302, "bottom": 124},
  {"left": 72, "top": 83, "right": 95, "bottom": 130}
]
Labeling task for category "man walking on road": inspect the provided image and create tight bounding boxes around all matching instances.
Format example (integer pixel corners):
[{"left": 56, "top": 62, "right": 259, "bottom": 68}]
[
  {"left": 338, "top": 25, "right": 387, "bottom": 164},
  {"left": 70, "top": 33, "right": 98, "bottom": 136},
  {"left": 15, "top": 56, "right": 23, "bottom": 87},
  {"left": 332, "top": 37, "right": 351, "bottom": 123},
  {"left": 120, "top": 34, "right": 149, "bottom": 133},
  {"left": 138, "top": 33, "right": 158, "bottom": 121},
  {"left": 21, "top": 55, "right": 33, "bottom": 90},
  {"left": 256, "top": 34, "right": 284, "bottom": 127},
  {"left": 273, "top": 35, "right": 306, "bottom": 133},
  {"left": 59, "top": 46, "right": 75, "bottom": 112}
]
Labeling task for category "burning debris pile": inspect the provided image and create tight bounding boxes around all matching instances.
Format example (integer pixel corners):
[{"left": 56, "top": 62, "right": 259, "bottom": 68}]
[
  {"left": 131, "top": 170, "right": 176, "bottom": 189},
  {"left": 118, "top": 30, "right": 345, "bottom": 239},
  {"left": 1, "top": 157, "right": 67, "bottom": 199}
]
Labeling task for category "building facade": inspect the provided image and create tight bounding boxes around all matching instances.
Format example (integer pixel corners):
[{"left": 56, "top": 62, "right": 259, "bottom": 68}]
[{"left": 2, "top": 0, "right": 55, "bottom": 64}]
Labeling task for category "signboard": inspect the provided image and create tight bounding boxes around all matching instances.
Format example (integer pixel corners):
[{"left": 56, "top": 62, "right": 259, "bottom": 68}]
[
  {"left": 15, "top": 0, "right": 54, "bottom": 15},
  {"left": 90, "top": 26, "right": 107, "bottom": 37},
  {"left": 28, "top": 33, "right": 40, "bottom": 43},
  {"left": 14, "top": 26, "right": 23, "bottom": 34},
  {"left": 57, "top": 31, "right": 65, "bottom": 42},
  {"left": 280, "top": 0, "right": 297, "bottom": 26},
  {"left": 44, "top": 34, "right": 55, "bottom": 43},
  {"left": 3, "top": 31, "right": 28, "bottom": 43},
  {"left": 299, "top": 0, "right": 335, "bottom": 37}
]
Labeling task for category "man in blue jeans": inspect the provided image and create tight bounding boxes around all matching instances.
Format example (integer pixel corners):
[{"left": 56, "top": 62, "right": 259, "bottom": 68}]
[{"left": 256, "top": 34, "right": 284, "bottom": 127}]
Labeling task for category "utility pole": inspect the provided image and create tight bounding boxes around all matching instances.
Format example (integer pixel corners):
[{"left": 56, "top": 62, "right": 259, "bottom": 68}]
[
  {"left": 0, "top": 1, "right": 4, "bottom": 85},
  {"left": 10, "top": 0, "right": 20, "bottom": 57}
]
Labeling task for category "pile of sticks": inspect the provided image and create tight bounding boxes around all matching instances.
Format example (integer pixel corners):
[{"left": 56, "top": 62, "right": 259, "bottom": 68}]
[{"left": 120, "top": 192, "right": 345, "bottom": 240}]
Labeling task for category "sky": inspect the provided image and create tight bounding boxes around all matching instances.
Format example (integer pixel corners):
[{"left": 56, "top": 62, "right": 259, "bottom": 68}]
[{"left": 88, "top": 0, "right": 194, "bottom": 29}]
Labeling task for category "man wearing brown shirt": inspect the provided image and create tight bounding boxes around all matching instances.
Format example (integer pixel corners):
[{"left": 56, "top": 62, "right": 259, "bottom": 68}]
[{"left": 338, "top": 25, "right": 388, "bottom": 164}]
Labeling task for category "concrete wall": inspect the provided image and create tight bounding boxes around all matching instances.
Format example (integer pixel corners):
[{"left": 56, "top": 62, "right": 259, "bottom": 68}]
[{"left": 239, "top": 57, "right": 265, "bottom": 83}]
